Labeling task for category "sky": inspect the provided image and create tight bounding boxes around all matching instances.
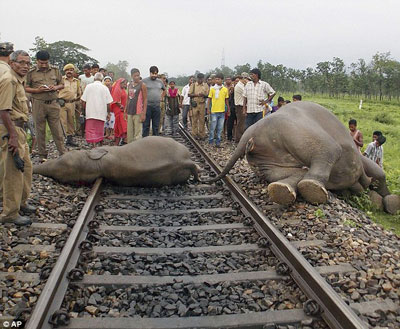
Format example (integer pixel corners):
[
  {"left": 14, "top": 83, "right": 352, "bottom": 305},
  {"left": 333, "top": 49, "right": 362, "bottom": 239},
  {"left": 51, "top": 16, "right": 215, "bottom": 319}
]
[{"left": 1, "top": 0, "right": 400, "bottom": 77}]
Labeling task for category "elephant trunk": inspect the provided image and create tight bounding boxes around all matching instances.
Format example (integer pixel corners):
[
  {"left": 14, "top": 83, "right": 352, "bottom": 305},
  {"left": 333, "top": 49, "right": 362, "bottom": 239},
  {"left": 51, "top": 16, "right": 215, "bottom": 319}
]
[
  {"left": 202, "top": 136, "right": 249, "bottom": 183},
  {"left": 33, "top": 161, "right": 56, "bottom": 177}
]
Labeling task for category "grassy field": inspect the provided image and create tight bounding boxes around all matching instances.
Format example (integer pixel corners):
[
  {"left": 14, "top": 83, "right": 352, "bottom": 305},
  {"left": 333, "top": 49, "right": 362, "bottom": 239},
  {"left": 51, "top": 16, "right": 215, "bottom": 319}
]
[{"left": 280, "top": 94, "right": 400, "bottom": 233}]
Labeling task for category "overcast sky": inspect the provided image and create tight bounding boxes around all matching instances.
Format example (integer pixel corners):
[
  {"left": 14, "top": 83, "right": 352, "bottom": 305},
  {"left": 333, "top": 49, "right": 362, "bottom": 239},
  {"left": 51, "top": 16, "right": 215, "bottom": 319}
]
[{"left": 1, "top": 0, "right": 399, "bottom": 77}]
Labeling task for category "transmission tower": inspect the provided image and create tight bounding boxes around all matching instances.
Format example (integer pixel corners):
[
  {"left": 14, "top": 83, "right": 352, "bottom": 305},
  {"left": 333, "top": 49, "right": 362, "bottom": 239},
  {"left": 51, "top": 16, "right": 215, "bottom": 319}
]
[{"left": 221, "top": 48, "right": 225, "bottom": 67}]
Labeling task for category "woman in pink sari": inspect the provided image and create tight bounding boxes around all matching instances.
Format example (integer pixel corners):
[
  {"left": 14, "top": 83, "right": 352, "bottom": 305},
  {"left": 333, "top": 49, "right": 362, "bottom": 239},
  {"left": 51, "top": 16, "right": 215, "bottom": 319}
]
[{"left": 111, "top": 78, "right": 128, "bottom": 145}]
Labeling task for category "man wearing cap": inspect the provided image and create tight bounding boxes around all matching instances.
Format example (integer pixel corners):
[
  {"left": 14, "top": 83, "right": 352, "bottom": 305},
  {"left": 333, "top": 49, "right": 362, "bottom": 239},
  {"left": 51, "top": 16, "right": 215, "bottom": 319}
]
[
  {"left": 234, "top": 72, "right": 249, "bottom": 142},
  {"left": 58, "top": 63, "right": 81, "bottom": 146},
  {"left": 0, "top": 42, "right": 14, "bottom": 77},
  {"left": 188, "top": 73, "right": 209, "bottom": 140},
  {"left": 25, "top": 50, "right": 65, "bottom": 162},
  {"left": 0, "top": 50, "right": 35, "bottom": 226},
  {"left": 243, "top": 68, "right": 275, "bottom": 129}
]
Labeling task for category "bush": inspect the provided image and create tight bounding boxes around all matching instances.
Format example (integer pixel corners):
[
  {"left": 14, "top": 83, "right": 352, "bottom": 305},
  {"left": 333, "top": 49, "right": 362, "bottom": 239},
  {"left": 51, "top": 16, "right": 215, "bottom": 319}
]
[{"left": 374, "top": 112, "right": 393, "bottom": 124}]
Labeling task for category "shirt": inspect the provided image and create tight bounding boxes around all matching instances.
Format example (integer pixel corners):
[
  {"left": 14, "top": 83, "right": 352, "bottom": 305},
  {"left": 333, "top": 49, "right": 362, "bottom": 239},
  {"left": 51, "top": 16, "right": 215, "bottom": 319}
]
[
  {"left": 142, "top": 77, "right": 165, "bottom": 106},
  {"left": 364, "top": 142, "right": 384, "bottom": 167},
  {"left": 58, "top": 76, "right": 81, "bottom": 101},
  {"left": 79, "top": 74, "right": 94, "bottom": 92},
  {"left": 0, "top": 60, "right": 10, "bottom": 78},
  {"left": 208, "top": 85, "right": 229, "bottom": 113},
  {"left": 81, "top": 81, "right": 113, "bottom": 121},
  {"left": 244, "top": 80, "right": 275, "bottom": 113},
  {"left": 181, "top": 84, "right": 191, "bottom": 105},
  {"left": 26, "top": 65, "right": 63, "bottom": 101},
  {"left": 234, "top": 81, "right": 245, "bottom": 106},
  {"left": 127, "top": 81, "right": 144, "bottom": 115},
  {"left": 189, "top": 82, "right": 209, "bottom": 104},
  {"left": 0, "top": 69, "right": 29, "bottom": 122}
]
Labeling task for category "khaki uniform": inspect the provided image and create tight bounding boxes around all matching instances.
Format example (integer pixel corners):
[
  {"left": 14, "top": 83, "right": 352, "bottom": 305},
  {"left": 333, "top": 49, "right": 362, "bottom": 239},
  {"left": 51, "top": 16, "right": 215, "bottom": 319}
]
[
  {"left": 26, "top": 65, "right": 65, "bottom": 158},
  {"left": 74, "top": 80, "right": 83, "bottom": 135},
  {"left": 0, "top": 60, "right": 11, "bottom": 200},
  {"left": 0, "top": 70, "right": 32, "bottom": 220},
  {"left": 0, "top": 60, "right": 10, "bottom": 77},
  {"left": 58, "top": 76, "right": 81, "bottom": 136},
  {"left": 189, "top": 82, "right": 209, "bottom": 138}
]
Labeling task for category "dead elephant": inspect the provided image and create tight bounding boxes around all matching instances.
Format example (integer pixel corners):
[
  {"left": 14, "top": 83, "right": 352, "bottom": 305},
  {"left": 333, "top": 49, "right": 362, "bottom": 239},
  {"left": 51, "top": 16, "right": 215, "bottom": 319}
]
[
  {"left": 33, "top": 136, "right": 198, "bottom": 186},
  {"left": 205, "top": 101, "right": 399, "bottom": 214}
]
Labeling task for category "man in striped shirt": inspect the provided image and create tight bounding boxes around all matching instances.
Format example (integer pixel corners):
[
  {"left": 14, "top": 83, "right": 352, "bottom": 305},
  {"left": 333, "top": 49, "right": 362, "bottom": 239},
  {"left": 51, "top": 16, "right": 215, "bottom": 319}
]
[
  {"left": 364, "top": 134, "right": 385, "bottom": 168},
  {"left": 243, "top": 68, "right": 275, "bottom": 129}
]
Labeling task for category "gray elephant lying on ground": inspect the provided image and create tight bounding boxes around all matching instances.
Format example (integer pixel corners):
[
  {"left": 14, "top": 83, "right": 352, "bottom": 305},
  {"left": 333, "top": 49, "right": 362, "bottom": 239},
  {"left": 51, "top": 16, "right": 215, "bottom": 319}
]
[
  {"left": 33, "top": 137, "right": 198, "bottom": 186},
  {"left": 206, "top": 101, "right": 399, "bottom": 214}
]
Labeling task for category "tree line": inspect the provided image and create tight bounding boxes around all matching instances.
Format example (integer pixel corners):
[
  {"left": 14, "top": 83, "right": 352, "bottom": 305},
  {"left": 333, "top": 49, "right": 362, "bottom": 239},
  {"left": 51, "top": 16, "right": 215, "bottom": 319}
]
[
  {"left": 171, "top": 52, "right": 400, "bottom": 101},
  {"left": 27, "top": 37, "right": 399, "bottom": 101}
]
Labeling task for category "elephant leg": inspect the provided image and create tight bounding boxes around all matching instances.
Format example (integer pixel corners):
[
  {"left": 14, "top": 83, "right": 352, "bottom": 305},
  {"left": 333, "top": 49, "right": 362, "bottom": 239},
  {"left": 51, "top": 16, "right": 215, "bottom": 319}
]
[
  {"left": 270, "top": 121, "right": 342, "bottom": 205},
  {"left": 298, "top": 157, "right": 341, "bottom": 204},
  {"left": 360, "top": 155, "right": 390, "bottom": 197},
  {"left": 349, "top": 182, "right": 364, "bottom": 195},
  {"left": 358, "top": 169, "right": 372, "bottom": 189},
  {"left": 268, "top": 169, "right": 307, "bottom": 205}
]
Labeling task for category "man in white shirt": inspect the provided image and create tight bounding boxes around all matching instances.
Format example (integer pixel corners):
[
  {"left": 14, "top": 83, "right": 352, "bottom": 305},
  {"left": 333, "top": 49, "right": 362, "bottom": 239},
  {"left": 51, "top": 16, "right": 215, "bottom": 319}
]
[
  {"left": 243, "top": 68, "right": 275, "bottom": 129},
  {"left": 180, "top": 76, "right": 194, "bottom": 129},
  {"left": 79, "top": 63, "right": 95, "bottom": 92},
  {"left": 234, "top": 72, "right": 250, "bottom": 142},
  {"left": 81, "top": 73, "right": 113, "bottom": 147}
]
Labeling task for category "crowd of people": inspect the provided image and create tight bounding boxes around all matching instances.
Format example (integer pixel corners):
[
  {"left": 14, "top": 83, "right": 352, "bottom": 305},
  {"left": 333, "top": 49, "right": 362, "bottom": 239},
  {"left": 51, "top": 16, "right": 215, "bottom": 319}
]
[{"left": 0, "top": 41, "right": 390, "bottom": 226}]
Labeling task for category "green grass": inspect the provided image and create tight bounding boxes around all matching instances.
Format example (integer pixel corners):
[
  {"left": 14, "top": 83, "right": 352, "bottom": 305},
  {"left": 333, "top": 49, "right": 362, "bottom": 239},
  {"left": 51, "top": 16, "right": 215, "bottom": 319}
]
[{"left": 280, "top": 93, "right": 400, "bottom": 233}]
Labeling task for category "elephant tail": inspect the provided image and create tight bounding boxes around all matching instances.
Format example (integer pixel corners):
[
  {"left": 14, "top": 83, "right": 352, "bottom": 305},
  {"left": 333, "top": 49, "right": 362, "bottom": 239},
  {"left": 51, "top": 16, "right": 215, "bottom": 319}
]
[{"left": 201, "top": 136, "right": 250, "bottom": 184}]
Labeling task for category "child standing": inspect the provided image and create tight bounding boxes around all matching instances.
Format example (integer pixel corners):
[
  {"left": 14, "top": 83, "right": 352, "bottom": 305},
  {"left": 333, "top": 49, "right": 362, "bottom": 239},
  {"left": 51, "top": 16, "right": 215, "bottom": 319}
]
[
  {"left": 348, "top": 119, "right": 363, "bottom": 152},
  {"left": 208, "top": 73, "right": 230, "bottom": 148},
  {"left": 165, "top": 81, "right": 181, "bottom": 136},
  {"left": 364, "top": 133, "right": 386, "bottom": 167}
]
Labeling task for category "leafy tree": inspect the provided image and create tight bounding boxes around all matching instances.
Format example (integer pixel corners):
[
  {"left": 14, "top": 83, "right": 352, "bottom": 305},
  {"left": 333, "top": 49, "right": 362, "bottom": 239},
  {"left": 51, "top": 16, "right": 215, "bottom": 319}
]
[
  {"left": 104, "top": 60, "right": 130, "bottom": 80},
  {"left": 29, "top": 36, "right": 98, "bottom": 71}
]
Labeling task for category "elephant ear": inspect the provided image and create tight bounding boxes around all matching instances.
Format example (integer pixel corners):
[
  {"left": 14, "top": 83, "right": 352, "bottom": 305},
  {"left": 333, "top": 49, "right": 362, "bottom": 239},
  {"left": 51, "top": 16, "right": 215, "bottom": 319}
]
[{"left": 88, "top": 148, "right": 108, "bottom": 160}]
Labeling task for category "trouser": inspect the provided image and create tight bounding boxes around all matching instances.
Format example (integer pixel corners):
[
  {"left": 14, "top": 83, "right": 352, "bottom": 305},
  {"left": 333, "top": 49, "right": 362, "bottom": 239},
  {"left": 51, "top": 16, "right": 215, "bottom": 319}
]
[
  {"left": 143, "top": 104, "right": 161, "bottom": 137},
  {"left": 75, "top": 102, "right": 82, "bottom": 135},
  {"left": 209, "top": 112, "right": 225, "bottom": 145},
  {"left": 165, "top": 114, "right": 179, "bottom": 135},
  {"left": 191, "top": 103, "right": 206, "bottom": 138},
  {"left": 181, "top": 105, "right": 190, "bottom": 129},
  {"left": 159, "top": 101, "right": 165, "bottom": 132},
  {"left": 235, "top": 105, "right": 245, "bottom": 142},
  {"left": 227, "top": 106, "right": 237, "bottom": 140},
  {"left": 245, "top": 112, "right": 263, "bottom": 129},
  {"left": 60, "top": 103, "right": 75, "bottom": 136},
  {"left": 0, "top": 125, "right": 32, "bottom": 220},
  {"left": 32, "top": 100, "right": 65, "bottom": 158},
  {"left": 127, "top": 114, "right": 142, "bottom": 143}
]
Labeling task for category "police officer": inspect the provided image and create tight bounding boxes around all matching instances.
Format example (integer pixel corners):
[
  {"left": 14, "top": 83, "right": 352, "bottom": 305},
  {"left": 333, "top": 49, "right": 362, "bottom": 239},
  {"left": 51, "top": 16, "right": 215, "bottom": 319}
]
[
  {"left": 25, "top": 51, "right": 65, "bottom": 162},
  {"left": 0, "top": 42, "right": 13, "bottom": 77},
  {"left": 0, "top": 50, "right": 35, "bottom": 226},
  {"left": 58, "top": 63, "right": 81, "bottom": 146},
  {"left": 0, "top": 42, "right": 14, "bottom": 203}
]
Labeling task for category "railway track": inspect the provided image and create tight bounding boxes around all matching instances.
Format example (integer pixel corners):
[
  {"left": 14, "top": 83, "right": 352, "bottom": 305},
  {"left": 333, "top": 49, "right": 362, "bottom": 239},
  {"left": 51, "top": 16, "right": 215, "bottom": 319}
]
[{"left": 2, "top": 127, "right": 395, "bottom": 329}]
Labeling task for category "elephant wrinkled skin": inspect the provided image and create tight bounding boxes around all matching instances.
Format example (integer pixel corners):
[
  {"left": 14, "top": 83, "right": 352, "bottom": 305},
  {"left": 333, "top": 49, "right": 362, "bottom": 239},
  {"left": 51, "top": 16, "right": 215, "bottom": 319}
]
[
  {"left": 33, "top": 137, "right": 198, "bottom": 186},
  {"left": 206, "top": 101, "right": 398, "bottom": 214}
]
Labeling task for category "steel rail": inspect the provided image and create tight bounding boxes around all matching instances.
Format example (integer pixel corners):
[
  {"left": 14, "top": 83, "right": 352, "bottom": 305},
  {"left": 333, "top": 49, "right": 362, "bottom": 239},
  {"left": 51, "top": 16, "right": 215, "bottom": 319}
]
[
  {"left": 179, "top": 124, "right": 366, "bottom": 329},
  {"left": 26, "top": 178, "right": 103, "bottom": 329}
]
